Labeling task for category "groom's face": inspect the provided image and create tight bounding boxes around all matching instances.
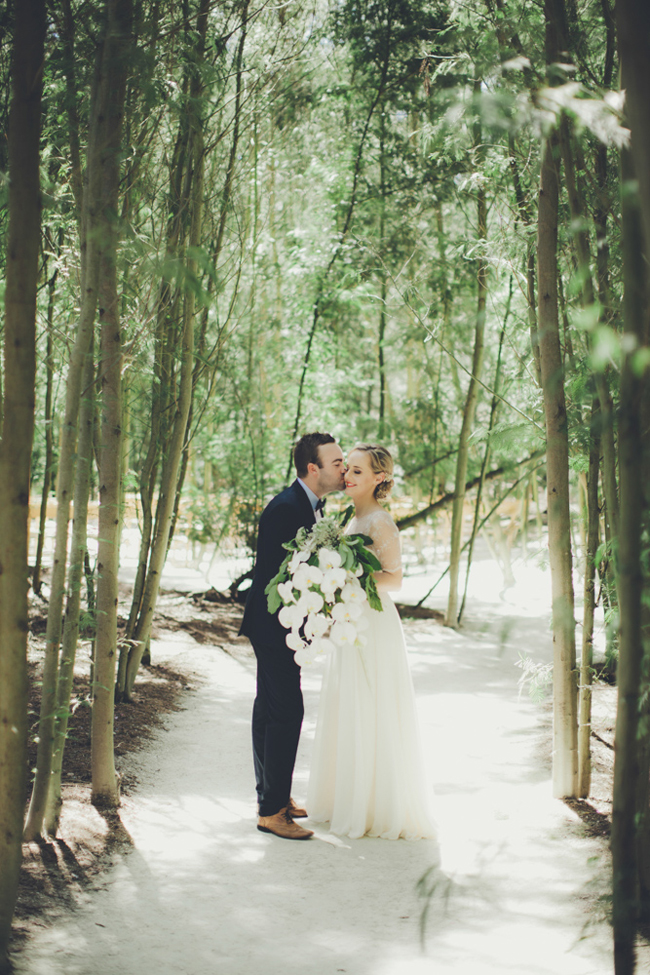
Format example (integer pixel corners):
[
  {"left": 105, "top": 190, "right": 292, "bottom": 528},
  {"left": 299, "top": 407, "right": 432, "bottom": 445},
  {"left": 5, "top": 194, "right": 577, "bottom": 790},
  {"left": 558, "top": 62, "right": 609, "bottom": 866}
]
[{"left": 314, "top": 442, "right": 345, "bottom": 495}]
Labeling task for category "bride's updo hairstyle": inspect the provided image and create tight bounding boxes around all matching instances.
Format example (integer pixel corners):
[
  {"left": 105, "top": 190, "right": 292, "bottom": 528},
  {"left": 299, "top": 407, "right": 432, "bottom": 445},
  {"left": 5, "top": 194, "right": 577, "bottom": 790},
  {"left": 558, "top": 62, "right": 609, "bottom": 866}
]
[{"left": 353, "top": 444, "right": 394, "bottom": 500}]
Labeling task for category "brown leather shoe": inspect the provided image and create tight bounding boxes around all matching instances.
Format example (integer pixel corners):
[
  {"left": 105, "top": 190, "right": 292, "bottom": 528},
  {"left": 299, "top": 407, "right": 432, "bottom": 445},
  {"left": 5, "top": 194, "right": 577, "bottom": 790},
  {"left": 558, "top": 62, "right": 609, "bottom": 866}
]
[
  {"left": 257, "top": 806, "right": 313, "bottom": 840},
  {"left": 287, "top": 798, "right": 308, "bottom": 818}
]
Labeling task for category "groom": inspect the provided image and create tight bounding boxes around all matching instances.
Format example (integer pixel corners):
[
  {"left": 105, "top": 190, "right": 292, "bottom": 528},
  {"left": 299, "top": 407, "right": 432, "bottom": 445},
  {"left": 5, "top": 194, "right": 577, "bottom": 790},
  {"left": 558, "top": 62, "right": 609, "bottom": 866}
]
[{"left": 240, "top": 432, "right": 345, "bottom": 839}]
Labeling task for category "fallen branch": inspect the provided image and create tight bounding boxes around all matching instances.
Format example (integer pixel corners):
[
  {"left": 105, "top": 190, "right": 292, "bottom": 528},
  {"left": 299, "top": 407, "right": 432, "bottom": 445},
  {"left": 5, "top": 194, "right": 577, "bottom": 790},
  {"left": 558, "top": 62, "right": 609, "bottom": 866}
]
[
  {"left": 396, "top": 449, "right": 546, "bottom": 530},
  {"left": 414, "top": 459, "right": 547, "bottom": 609}
]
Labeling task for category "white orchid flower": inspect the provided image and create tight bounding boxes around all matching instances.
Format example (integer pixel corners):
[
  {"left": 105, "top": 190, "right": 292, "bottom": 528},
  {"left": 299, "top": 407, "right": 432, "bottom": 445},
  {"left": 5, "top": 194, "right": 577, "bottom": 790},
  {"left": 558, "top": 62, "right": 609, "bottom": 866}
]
[
  {"left": 286, "top": 630, "right": 306, "bottom": 653},
  {"left": 332, "top": 600, "right": 363, "bottom": 624},
  {"left": 341, "top": 581, "right": 366, "bottom": 605},
  {"left": 305, "top": 613, "right": 330, "bottom": 640},
  {"left": 292, "top": 562, "right": 324, "bottom": 591},
  {"left": 289, "top": 550, "right": 311, "bottom": 573},
  {"left": 297, "top": 589, "right": 324, "bottom": 616},
  {"left": 277, "top": 581, "right": 297, "bottom": 604},
  {"left": 310, "top": 636, "right": 335, "bottom": 656},
  {"left": 279, "top": 604, "right": 303, "bottom": 630},
  {"left": 294, "top": 645, "right": 315, "bottom": 668},
  {"left": 320, "top": 566, "right": 347, "bottom": 595},
  {"left": 318, "top": 548, "right": 343, "bottom": 571},
  {"left": 330, "top": 620, "right": 357, "bottom": 647}
]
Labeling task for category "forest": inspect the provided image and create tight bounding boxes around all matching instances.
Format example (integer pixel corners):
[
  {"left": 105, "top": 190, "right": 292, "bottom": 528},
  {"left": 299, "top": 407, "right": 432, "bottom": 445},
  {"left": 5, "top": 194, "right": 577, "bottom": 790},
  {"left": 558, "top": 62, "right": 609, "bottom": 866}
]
[{"left": 1, "top": 0, "right": 650, "bottom": 972}]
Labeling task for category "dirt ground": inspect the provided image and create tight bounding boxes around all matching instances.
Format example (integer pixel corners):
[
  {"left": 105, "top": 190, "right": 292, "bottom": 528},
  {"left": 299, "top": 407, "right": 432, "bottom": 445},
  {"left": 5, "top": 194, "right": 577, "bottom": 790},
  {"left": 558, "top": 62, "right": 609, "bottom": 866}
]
[{"left": 13, "top": 584, "right": 621, "bottom": 963}]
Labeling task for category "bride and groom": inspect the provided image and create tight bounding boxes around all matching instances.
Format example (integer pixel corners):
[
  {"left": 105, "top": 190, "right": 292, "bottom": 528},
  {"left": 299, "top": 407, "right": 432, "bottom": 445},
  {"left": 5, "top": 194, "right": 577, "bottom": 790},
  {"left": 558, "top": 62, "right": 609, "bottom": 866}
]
[{"left": 240, "top": 432, "right": 435, "bottom": 841}]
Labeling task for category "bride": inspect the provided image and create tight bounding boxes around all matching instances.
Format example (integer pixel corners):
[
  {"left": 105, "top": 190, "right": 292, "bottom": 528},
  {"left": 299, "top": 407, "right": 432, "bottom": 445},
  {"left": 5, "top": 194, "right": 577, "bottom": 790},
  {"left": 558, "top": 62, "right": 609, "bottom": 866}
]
[{"left": 307, "top": 444, "right": 436, "bottom": 840}]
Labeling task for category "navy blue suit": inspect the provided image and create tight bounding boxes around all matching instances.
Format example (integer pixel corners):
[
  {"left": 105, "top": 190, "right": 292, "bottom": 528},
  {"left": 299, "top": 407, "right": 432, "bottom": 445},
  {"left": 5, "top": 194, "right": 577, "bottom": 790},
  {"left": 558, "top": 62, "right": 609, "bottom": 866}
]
[{"left": 240, "top": 480, "right": 316, "bottom": 816}]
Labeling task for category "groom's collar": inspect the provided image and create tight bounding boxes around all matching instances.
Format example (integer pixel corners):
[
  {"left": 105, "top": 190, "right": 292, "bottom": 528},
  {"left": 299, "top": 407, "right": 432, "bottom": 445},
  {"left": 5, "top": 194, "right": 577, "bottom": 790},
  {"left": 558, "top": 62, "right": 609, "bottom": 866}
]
[{"left": 297, "top": 477, "right": 320, "bottom": 511}]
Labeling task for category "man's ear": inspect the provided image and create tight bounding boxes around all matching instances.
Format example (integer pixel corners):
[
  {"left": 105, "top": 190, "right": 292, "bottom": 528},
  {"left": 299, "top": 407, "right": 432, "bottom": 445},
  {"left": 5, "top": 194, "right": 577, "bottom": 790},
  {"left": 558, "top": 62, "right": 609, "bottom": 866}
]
[{"left": 306, "top": 461, "right": 320, "bottom": 478}]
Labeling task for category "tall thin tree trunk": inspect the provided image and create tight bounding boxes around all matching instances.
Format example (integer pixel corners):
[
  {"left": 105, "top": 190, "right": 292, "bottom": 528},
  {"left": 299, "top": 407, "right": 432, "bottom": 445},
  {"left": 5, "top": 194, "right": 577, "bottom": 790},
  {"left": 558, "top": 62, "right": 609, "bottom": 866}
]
[
  {"left": 612, "top": 4, "right": 650, "bottom": 968},
  {"left": 559, "top": 116, "right": 619, "bottom": 544},
  {"left": 33, "top": 248, "right": 59, "bottom": 595},
  {"left": 536, "top": 0, "right": 578, "bottom": 801},
  {"left": 378, "top": 108, "right": 388, "bottom": 441},
  {"left": 44, "top": 345, "right": 95, "bottom": 835},
  {"left": 558, "top": 115, "right": 612, "bottom": 802},
  {"left": 578, "top": 399, "right": 600, "bottom": 797},
  {"left": 23, "top": 32, "right": 105, "bottom": 842},
  {"left": 446, "top": 77, "right": 487, "bottom": 626},
  {"left": 91, "top": 0, "right": 133, "bottom": 807},
  {"left": 612, "top": 145, "right": 646, "bottom": 975},
  {"left": 458, "top": 291, "right": 509, "bottom": 623},
  {"left": 0, "top": 1, "right": 45, "bottom": 966}
]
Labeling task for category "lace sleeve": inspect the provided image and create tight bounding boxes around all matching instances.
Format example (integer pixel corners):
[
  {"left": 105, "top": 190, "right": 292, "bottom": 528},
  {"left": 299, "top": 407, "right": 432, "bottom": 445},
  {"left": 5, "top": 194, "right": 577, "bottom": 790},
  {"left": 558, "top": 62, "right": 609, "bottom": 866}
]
[{"left": 368, "top": 510, "right": 402, "bottom": 574}]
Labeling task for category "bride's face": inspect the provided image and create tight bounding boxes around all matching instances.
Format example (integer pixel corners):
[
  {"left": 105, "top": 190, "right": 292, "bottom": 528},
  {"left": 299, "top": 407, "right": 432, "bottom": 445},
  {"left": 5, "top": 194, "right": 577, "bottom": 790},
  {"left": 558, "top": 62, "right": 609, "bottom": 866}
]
[{"left": 344, "top": 450, "right": 383, "bottom": 501}]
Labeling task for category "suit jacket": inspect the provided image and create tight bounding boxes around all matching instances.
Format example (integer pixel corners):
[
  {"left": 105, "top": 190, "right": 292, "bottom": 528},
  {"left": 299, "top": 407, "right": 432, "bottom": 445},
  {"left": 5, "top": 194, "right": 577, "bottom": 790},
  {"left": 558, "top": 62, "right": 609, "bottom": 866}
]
[{"left": 239, "top": 480, "right": 316, "bottom": 645}]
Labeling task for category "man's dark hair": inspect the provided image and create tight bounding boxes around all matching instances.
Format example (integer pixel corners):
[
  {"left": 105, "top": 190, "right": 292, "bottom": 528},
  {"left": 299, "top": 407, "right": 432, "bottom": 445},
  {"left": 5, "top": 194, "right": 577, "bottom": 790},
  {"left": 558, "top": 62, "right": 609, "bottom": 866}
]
[{"left": 294, "top": 432, "right": 336, "bottom": 478}]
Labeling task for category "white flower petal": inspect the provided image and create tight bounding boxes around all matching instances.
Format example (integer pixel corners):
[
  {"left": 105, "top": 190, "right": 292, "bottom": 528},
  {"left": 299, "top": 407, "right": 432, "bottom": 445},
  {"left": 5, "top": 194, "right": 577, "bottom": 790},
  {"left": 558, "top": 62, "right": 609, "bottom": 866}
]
[
  {"left": 305, "top": 613, "right": 330, "bottom": 639},
  {"left": 341, "top": 581, "right": 366, "bottom": 604},
  {"left": 330, "top": 620, "right": 357, "bottom": 646},
  {"left": 279, "top": 604, "right": 302, "bottom": 630},
  {"left": 321, "top": 567, "right": 347, "bottom": 594},
  {"left": 294, "top": 646, "right": 313, "bottom": 667},
  {"left": 293, "top": 563, "right": 324, "bottom": 591},
  {"left": 302, "top": 590, "right": 324, "bottom": 614},
  {"left": 331, "top": 601, "right": 363, "bottom": 623},
  {"left": 286, "top": 631, "right": 306, "bottom": 652},
  {"left": 289, "top": 550, "right": 311, "bottom": 573},
  {"left": 318, "top": 548, "right": 343, "bottom": 571},
  {"left": 277, "top": 581, "right": 297, "bottom": 604}
]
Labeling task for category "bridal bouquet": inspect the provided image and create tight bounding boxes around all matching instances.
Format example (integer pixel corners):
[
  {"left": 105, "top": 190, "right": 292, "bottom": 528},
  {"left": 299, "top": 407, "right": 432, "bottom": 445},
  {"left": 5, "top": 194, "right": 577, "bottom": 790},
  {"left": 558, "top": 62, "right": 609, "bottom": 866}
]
[{"left": 265, "top": 507, "right": 383, "bottom": 667}]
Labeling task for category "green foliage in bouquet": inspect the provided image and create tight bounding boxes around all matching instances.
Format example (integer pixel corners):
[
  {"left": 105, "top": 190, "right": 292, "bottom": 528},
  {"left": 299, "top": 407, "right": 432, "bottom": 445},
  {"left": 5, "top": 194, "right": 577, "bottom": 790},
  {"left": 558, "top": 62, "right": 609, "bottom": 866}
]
[{"left": 265, "top": 506, "right": 383, "bottom": 615}]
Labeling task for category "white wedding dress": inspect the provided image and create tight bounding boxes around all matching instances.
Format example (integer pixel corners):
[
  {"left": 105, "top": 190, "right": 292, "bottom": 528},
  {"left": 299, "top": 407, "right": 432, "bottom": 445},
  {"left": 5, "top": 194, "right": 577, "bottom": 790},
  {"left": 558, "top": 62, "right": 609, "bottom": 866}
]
[{"left": 307, "top": 509, "right": 436, "bottom": 840}]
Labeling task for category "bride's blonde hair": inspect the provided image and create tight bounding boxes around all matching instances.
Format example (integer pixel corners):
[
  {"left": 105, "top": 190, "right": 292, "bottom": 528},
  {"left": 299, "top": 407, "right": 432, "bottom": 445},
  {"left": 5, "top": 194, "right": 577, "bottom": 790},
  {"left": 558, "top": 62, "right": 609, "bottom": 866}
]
[{"left": 353, "top": 444, "right": 394, "bottom": 500}]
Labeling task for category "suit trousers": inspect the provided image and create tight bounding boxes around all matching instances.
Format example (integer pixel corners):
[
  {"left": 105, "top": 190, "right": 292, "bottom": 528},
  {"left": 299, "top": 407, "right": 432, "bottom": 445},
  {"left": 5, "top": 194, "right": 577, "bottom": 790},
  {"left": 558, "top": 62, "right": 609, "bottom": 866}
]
[{"left": 251, "top": 635, "right": 304, "bottom": 817}]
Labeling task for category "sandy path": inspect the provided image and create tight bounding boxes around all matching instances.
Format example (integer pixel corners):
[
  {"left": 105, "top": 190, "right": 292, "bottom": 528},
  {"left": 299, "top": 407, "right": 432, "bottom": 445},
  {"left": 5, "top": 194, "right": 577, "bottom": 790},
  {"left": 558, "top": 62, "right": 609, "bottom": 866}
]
[{"left": 16, "top": 559, "right": 616, "bottom": 975}]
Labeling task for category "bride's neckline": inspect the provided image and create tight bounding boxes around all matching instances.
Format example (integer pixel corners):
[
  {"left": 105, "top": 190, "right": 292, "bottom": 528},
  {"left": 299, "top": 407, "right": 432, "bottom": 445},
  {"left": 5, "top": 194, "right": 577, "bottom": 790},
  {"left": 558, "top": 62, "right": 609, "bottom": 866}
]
[{"left": 351, "top": 504, "right": 384, "bottom": 521}]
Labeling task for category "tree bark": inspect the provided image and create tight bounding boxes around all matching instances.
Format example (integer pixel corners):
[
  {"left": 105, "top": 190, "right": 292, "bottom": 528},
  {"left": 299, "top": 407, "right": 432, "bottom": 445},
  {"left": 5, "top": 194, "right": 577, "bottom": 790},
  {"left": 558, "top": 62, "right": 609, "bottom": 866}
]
[
  {"left": 536, "top": 0, "right": 578, "bottom": 801},
  {"left": 558, "top": 115, "right": 619, "bottom": 545},
  {"left": 90, "top": 0, "right": 133, "bottom": 807},
  {"left": 578, "top": 400, "right": 600, "bottom": 798},
  {"left": 33, "top": 243, "right": 59, "bottom": 595},
  {"left": 612, "top": 145, "right": 646, "bottom": 975},
  {"left": 0, "top": 0, "right": 45, "bottom": 966},
  {"left": 612, "top": 4, "right": 650, "bottom": 968},
  {"left": 537, "top": 126, "right": 578, "bottom": 798},
  {"left": 44, "top": 346, "right": 95, "bottom": 835}
]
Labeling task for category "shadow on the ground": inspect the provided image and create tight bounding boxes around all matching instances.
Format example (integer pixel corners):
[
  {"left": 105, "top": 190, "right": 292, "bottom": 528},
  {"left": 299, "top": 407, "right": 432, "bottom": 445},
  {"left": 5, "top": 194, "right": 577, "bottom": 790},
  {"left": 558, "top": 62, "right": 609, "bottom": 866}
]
[{"left": 563, "top": 798, "right": 611, "bottom": 838}]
